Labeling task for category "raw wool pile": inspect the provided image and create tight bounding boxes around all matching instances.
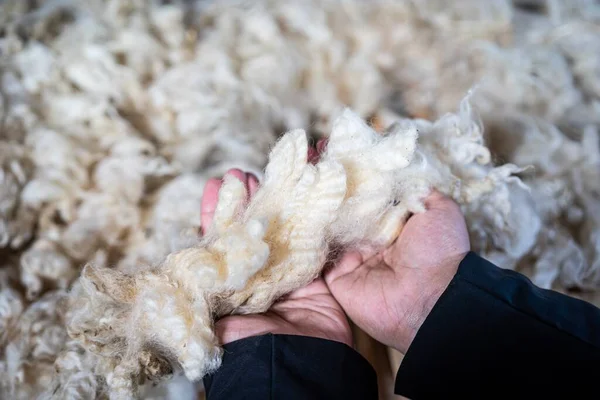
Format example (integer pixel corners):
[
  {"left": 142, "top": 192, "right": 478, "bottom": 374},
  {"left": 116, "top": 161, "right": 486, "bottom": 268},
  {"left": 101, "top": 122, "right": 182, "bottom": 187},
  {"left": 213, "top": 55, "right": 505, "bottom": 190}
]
[{"left": 0, "top": 0, "right": 597, "bottom": 398}]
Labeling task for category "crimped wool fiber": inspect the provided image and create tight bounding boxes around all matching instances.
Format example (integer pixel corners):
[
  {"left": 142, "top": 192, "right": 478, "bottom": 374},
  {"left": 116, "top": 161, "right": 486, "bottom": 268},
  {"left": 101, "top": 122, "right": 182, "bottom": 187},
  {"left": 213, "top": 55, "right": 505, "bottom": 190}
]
[{"left": 1, "top": 0, "right": 599, "bottom": 398}]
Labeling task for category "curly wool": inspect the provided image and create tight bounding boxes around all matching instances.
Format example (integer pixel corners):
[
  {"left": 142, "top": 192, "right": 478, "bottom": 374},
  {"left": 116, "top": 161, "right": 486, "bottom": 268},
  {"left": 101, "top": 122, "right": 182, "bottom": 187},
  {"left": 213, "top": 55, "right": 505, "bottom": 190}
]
[
  {"left": 0, "top": 141, "right": 35, "bottom": 249},
  {"left": 1, "top": 0, "right": 600, "bottom": 398},
  {"left": 64, "top": 106, "right": 527, "bottom": 398}
]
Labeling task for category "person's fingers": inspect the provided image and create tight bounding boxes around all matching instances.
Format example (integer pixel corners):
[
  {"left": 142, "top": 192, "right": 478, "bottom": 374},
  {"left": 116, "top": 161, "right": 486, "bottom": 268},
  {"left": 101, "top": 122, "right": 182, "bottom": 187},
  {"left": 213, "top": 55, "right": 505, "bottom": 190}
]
[
  {"left": 248, "top": 173, "right": 260, "bottom": 196},
  {"left": 305, "top": 139, "right": 328, "bottom": 165},
  {"left": 200, "top": 178, "right": 222, "bottom": 234},
  {"left": 317, "top": 138, "right": 328, "bottom": 154},
  {"left": 224, "top": 168, "right": 251, "bottom": 209},
  {"left": 224, "top": 168, "right": 248, "bottom": 187},
  {"left": 307, "top": 146, "right": 319, "bottom": 164},
  {"left": 201, "top": 169, "right": 257, "bottom": 234}
]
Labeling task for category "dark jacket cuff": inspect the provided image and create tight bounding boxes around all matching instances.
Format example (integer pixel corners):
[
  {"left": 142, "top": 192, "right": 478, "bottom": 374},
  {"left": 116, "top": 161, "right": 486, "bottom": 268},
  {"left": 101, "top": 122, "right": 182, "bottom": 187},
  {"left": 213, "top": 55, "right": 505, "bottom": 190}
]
[
  {"left": 395, "top": 252, "right": 600, "bottom": 399},
  {"left": 204, "top": 334, "right": 377, "bottom": 400}
]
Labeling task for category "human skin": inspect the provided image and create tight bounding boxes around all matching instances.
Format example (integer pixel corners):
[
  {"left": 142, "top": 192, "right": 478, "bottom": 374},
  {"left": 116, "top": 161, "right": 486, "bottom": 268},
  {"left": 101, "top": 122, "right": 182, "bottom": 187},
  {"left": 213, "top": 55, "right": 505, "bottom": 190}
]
[{"left": 324, "top": 190, "right": 470, "bottom": 353}]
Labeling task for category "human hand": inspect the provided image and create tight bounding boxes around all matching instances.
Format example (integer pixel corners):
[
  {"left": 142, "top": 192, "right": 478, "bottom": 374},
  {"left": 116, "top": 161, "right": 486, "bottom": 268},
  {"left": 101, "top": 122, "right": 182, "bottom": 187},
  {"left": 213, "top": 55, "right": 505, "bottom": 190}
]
[
  {"left": 325, "top": 190, "right": 470, "bottom": 354},
  {"left": 201, "top": 168, "right": 352, "bottom": 347}
]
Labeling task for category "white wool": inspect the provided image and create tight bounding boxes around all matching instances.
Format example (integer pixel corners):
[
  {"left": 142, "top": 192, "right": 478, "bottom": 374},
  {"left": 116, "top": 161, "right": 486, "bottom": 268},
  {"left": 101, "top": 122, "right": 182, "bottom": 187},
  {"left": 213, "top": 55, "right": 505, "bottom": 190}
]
[
  {"left": 0, "top": 142, "right": 35, "bottom": 249},
  {"left": 20, "top": 239, "right": 74, "bottom": 299},
  {"left": 39, "top": 339, "right": 103, "bottom": 400},
  {"left": 0, "top": 266, "right": 24, "bottom": 347},
  {"left": 1, "top": 0, "right": 600, "bottom": 398},
  {"left": 485, "top": 116, "right": 600, "bottom": 289},
  {"left": 64, "top": 108, "right": 528, "bottom": 397},
  {"left": 1, "top": 291, "right": 68, "bottom": 400},
  {"left": 118, "top": 173, "right": 208, "bottom": 273}
]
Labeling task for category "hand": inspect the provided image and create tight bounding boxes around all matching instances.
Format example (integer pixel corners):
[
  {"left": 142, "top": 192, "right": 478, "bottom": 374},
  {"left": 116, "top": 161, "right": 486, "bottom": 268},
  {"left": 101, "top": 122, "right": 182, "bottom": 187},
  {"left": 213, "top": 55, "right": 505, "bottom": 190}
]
[
  {"left": 201, "top": 168, "right": 352, "bottom": 347},
  {"left": 325, "top": 190, "right": 470, "bottom": 354}
]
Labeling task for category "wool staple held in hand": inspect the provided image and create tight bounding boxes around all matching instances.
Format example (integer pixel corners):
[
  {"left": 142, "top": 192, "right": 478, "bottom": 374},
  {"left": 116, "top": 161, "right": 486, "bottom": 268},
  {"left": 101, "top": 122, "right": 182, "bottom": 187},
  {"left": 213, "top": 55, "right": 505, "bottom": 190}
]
[{"left": 66, "top": 106, "right": 529, "bottom": 398}]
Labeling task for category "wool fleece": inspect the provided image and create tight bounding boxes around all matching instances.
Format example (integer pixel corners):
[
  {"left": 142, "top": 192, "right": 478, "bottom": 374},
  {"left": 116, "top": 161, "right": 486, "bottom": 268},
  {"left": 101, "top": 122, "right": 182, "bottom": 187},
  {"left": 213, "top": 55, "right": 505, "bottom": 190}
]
[
  {"left": 1, "top": 0, "right": 599, "bottom": 399},
  {"left": 67, "top": 106, "right": 528, "bottom": 398}
]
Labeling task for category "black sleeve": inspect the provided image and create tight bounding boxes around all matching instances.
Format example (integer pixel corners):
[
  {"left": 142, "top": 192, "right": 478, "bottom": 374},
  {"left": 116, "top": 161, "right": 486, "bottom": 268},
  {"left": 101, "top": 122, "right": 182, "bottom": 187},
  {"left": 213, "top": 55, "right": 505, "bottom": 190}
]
[
  {"left": 395, "top": 252, "right": 600, "bottom": 399},
  {"left": 203, "top": 333, "right": 378, "bottom": 400}
]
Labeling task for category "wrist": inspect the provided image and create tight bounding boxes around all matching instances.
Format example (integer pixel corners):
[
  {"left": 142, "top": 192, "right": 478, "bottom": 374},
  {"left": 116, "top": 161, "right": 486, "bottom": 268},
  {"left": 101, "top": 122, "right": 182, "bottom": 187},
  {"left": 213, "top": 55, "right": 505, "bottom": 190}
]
[
  {"left": 394, "top": 256, "right": 463, "bottom": 353},
  {"left": 395, "top": 281, "right": 446, "bottom": 353}
]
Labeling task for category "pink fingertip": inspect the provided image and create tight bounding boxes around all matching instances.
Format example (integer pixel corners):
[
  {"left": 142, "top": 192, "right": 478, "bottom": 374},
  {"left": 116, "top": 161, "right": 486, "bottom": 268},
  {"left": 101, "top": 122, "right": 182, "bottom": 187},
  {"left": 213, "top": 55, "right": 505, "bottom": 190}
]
[
  {"left": 224, "top": 168, "right": 247, "bottom": 185},
  {"left": 200, "top": 178, "right": 223, "bottom": 234},
  {"left": 201, "top": 179, "right": 222, "bottom": 212},
  {"left": 248, "top": 174, "right": 260, "bottom": 197},
  {"left": 317, "top": 139, "right": 328, "bottom": 154}
]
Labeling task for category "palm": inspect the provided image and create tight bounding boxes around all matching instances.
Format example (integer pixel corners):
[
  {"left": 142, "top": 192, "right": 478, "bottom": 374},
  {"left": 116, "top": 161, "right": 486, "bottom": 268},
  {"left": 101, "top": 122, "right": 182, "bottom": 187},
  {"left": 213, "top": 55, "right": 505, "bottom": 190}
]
[
  {"left": 201, "top": 168, "right": 352, "bottom": 347},
  {"left": 215, "top": 278, "right": 351, "bottom": 346},
  {"left": 325, "top": 191, "right": 470, "bottom": 353}
]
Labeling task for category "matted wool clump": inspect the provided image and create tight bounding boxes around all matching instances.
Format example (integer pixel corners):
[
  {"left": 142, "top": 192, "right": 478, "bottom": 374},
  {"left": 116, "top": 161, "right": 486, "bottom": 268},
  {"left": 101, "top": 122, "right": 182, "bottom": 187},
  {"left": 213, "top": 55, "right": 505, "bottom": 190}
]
[
  {"left": 1, "top": 0, "right": 600, "bottom": 398},
  {"left": 65, "top": 107, "right": 528, "bottom": 398}
]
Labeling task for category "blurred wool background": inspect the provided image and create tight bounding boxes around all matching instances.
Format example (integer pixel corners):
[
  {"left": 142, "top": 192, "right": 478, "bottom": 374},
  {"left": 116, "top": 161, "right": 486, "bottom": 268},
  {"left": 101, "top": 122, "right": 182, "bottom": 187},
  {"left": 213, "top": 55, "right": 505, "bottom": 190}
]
[{"left": 1, "top": 0, "right": 599, "bottom": 399}]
